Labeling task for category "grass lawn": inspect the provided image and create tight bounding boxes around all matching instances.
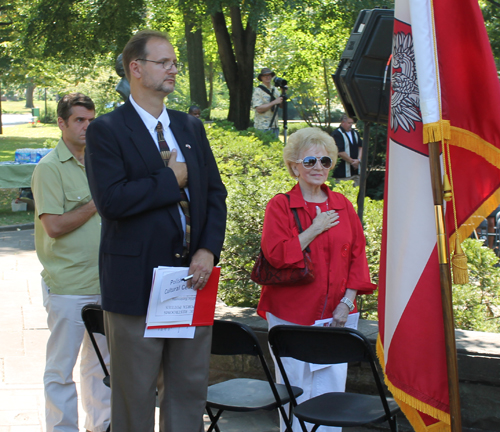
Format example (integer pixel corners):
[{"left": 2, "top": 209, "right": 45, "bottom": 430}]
[
  {"left": 0, "top": 189, "right": 35, "bottom": 226},
  {"left": 0, "top": 123, "right": 60, "bottom": 161},
  {"left": 0, "top": 122, "right": 60, "bottom": 226},
  {"left": 2, "top": 99, "right": 58, "bottom": 114}
]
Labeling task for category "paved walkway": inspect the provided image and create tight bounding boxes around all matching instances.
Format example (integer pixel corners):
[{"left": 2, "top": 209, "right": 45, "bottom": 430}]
[
  {"left": 0, "top": 228, "right": 48, "bottom": 431},
  {"left": 0, "top": 228, "right": 389, "bottom": 432}
]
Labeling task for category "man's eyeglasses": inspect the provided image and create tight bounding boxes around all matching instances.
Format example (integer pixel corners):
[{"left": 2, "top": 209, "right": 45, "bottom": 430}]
[
  {"left": 295, "top": 156, "right": 333, "bottom": 169},
  {"left": 136, "top": 58, "right": 183, "bottom": 72}
]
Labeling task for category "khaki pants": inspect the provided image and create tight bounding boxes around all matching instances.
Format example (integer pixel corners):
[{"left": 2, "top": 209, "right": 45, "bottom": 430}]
[{"left": 103, "top": 311, "right": 212, "bottom": 432}]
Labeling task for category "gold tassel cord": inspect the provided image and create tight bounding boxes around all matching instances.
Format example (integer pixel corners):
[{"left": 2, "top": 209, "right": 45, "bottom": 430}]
[
  {"left": 442, "top": 127, "right": 469, "bottom": 285},
  {"left": 442, "top": 174, "right": 452, "bottom": 202},
  {"left": 452, "top": 235, "right": 469, "bottom": 284}
]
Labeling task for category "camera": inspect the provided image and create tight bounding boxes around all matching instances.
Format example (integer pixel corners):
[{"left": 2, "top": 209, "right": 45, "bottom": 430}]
[{"left": 273, "top": 76, "right": 288, "bottom": 89}]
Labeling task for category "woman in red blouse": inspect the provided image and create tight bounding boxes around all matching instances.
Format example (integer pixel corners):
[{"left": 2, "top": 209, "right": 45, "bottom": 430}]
[{"left": 257, "top": 127, "right": 376, "bottom": 432}]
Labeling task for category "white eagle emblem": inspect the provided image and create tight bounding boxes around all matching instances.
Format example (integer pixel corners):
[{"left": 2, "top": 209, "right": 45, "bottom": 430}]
[{"left": 391, "top": 32, "right": 421, "bottom": 133}]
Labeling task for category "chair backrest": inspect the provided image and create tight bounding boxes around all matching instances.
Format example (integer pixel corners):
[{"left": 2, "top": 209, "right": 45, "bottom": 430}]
[
  {"left": 211, "top": 320, "right": 279, "bottom": 393},
  {"left": 81, "top": 304, "right": 109, "bottom": 378},
  {"left": 81, "top": 304, "right": 106, "bottom": 336},
  {"left": 211, "top": 319, "right": 265, "bottom": 357},
  {"left": 210, "top": 320, "right": 295, "bottom": 431},
  {"left": 269, "top": 325, "right": 371, "bottom": 365},
  {"left": 269, "top": 325, "right": 395, "bottom": 423}
]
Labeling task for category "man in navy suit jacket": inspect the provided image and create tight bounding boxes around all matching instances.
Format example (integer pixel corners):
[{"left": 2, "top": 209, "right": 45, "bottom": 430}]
[{"left": 85, "top": 30, "right": 227, "bottom": 432}]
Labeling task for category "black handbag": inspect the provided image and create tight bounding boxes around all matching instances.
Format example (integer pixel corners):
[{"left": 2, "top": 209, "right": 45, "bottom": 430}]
[{"left": 251, "top": 195, "right": 315, "bottom": 286}]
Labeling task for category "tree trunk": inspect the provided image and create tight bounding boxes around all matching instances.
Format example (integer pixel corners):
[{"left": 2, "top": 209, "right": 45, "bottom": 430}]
[
  {"left": 211, "top": 7, "right": 256, "bottom": 130},
  {"left": 184, "top": 18, "right": 208, "bottom": 112},
  {"left": 208, "top": 61, "right": 214, "bottom": 119},
  {"left": 323, "top": 59, "right": 331, "bottom": 127},
  {"left": 25, "top": 83, "right": 35, "bottom": 109}
]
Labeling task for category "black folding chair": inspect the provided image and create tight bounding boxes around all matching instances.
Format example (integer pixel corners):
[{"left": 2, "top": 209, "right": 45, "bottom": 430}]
[
  {"left": 268, "top": 325, "right": 400, "bottom": 432},
  {"left": 206, "top": 320, "right": 303, "bottom": 432},
  {"left": 81, "top": 304, "right": 110, "bottom": 432}
]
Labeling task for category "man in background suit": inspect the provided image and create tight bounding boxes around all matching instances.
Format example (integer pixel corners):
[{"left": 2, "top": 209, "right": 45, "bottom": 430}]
[
  {"left": 331, "top": 114, "right": 363, "bottom": 186},
  {"left": 85, "top": 30, "right": 227, "bottom": 432}
]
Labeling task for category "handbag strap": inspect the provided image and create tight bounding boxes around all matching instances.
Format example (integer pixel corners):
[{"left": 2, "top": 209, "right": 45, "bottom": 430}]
[{"left": 283, "top": 194, "right": 311, "bottom": 253}]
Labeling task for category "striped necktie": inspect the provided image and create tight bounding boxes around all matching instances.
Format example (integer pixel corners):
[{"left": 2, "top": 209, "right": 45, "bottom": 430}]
[{"left": 156, "top": 121, "right": 191, "bottom": 256}]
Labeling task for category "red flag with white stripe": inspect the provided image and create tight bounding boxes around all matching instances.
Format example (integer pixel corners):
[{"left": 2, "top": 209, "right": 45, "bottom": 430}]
[{"left": 378, "top": 0, "right": 500, "bottom": 430}]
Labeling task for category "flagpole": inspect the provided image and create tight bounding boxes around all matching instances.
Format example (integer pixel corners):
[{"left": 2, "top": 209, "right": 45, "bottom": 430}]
[
  {"left": 428, "top": 141, "right": 462, "bottom": 432},
  {"left": 357, "top": 122, "right": 371, "bottom": 223}
]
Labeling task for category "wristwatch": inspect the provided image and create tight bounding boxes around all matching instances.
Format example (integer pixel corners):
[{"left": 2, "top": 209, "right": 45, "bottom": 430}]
[{"left": 340, "top": 297, "right": 354, "bottom": 312}]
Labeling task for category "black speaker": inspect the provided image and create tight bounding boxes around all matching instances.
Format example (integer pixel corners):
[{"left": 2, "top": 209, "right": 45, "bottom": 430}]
[{"left": 333, "top": 8, "right": 394, "bottom": 124}]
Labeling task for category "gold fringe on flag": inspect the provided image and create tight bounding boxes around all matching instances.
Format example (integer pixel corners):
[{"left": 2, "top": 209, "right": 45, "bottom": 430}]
[
  {"left": 423, "top": 120, "right": 451, "bottom": 144},
  {"left": 450, "top": 188, "right": 500, "bottom": 248},
  {"left": 450, "top": 126, "right": 500, "bottom": 170},
  {"left": 452, "top": 236, "right": 469, "bottom": 284},
  {"left": 445, "top": 125, "right": 500, "bottom": 248},
  {"left": 376, "top": 336, "right": 451, "bottom": 431}
]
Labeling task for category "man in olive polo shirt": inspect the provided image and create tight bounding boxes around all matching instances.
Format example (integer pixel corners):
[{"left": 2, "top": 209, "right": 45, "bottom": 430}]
[{"left": 31, "top": 93, "right": 110, "bottom": 432}]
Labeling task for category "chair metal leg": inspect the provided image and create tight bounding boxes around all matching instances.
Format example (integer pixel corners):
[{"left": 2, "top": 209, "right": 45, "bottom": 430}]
[
  {"left": 298, "top": 418, "right": 309, "bottom": 432},
  {"left": 389, "top": 415, "right": 398, "bottom": 432},
  {"left": 205, "top": 406, "right": 222, "bottom": 432},
  {"left": 278, "top": 404, "right": 294, "bottom": 432}
]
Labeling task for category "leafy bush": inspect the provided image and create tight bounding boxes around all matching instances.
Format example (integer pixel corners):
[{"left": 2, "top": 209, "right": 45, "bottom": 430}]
[
  {"left": 452, "top": 239, "right": 500, "bottom": 332},
  {"left": 40, "top": 108, "right": 57, "bottom": 124},
  {"left": 286, "top": 122, "right": 310, "bottom": 136},
  {"left": 207, "top": 123, "right": 294, "bottom": 306},
  {"left": 43, "top": 138, "right": 59, "bottom": 148}
]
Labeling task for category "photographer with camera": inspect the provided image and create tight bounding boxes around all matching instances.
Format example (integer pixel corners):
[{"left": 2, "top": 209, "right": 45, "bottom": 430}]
[{"left": 252, "top": 68, "right": 283, "bottom": 138}]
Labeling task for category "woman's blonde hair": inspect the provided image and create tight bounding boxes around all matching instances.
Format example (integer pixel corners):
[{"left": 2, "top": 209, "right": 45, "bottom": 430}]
[{"left": 283, "top": 127, "right": 338, "bottom": 177}]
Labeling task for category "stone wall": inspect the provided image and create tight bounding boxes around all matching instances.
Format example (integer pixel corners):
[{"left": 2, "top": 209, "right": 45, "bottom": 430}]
[{"left": 211, "top": 305, "right": 500, "bottom": 432}]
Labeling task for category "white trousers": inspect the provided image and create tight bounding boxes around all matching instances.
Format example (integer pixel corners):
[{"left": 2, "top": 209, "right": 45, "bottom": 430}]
[
  {"left": 42, "top": 280, "right": 111, "bottom": 432},
  {"left": 267, "top": 312, "right": 360, "bottom": 432}
]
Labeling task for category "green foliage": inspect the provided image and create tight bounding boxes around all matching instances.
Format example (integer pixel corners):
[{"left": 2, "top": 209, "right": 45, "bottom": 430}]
[
  {"left": 358, "top": 197, "right": 383, "bottom": 319},
  {"left": 245, "top": 127, "right": 281, "bottom": 145},
  {"left": 57, "top": 65, "right": 120, "bottom": 117},
  {"left": 208, "top": 123, "right": 294, "bottom": 306},
  {"left": 452, "top": 239, "right": 500, "bottom": 332},
  {"left": 286, "top": 122, "right": 310, "bottom": 135},
  {"left": 40, "top": 107, "right": 57, "bottom": 124},
  {"left": 23, "top": 0, "right": 145, "bottom": 61},
  {"left": 480, "top": 1, "right": 500, "bottom": 68},
  {"left": 42, "top": 138, "right": 59, "bottom": 148},
  {"left": 255, "top": 0, "right": 393, "bottom": 127}
]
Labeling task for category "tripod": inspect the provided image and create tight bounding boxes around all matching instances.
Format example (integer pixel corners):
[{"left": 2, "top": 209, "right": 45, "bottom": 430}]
[
  {"left": 280, "top": 86, "right": 289, "bottom": 145},
  {"left": 267, "top": 85, "right": 289, "bottom": 144}
]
